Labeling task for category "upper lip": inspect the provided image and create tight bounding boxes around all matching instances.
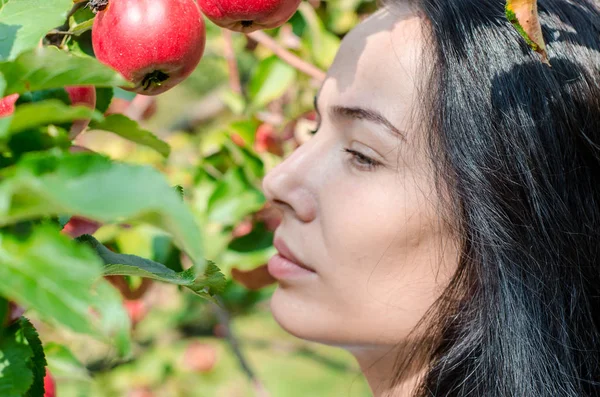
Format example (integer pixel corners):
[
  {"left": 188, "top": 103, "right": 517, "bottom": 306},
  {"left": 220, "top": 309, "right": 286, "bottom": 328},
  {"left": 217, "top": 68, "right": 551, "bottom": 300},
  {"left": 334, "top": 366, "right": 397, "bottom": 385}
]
[{"left": 273, "top": 237, "right": 315, "bottom": 272}]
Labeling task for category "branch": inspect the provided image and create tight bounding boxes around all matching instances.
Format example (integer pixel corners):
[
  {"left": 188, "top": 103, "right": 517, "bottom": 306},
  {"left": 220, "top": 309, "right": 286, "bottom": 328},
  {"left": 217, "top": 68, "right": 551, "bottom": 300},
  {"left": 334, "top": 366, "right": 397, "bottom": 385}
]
[
  {"left": 222, "top": 29, "right": 243, "bottom": 95},
  {"left": 246, "top": 31, "right": 326, "bottom": 82},
  {"left": 213, "top": 297, "right": 271, "bottom": 397}
]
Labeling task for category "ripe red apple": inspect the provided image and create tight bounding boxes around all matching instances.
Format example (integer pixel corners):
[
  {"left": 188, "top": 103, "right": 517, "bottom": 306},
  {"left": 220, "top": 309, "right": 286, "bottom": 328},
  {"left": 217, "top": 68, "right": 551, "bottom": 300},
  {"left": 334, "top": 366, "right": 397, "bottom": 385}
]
[
  {"left": 198, "top": 0, "right": 302, "bottom": 32},
  {"left": 91, "top": 0, "right": 206, "bottom": 96},
  {"left": 0, "top": 94, "right": 19, "bottom": 118},
  {"left": 61, "top": 216, "right": 102, "bottom": 238},
  {"left": 65, "top": 86, "right": 96, "bottom": 139},
  {"left": 254, "top": 123, "right": 284, "bottom": 156},
  {"left": 43, "top": 370, "right": 56, "bottom": 397}
]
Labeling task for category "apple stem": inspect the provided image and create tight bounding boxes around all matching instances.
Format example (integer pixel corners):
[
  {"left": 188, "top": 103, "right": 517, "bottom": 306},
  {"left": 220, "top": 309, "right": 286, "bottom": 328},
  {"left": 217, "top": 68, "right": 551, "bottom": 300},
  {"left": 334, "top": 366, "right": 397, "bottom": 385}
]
[{"left": 141, "top": 70, "right": 170, "bottom": 91}]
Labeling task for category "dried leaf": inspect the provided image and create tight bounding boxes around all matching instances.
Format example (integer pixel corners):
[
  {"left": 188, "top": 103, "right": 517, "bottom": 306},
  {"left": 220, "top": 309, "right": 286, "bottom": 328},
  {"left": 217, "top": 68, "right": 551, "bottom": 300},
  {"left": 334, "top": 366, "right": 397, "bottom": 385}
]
[
  {"left": 231, "top": 265, "right": 276, "bottom": 290},
  {"left": 506, "top": 0, "right": 550, "bottom": 66}
]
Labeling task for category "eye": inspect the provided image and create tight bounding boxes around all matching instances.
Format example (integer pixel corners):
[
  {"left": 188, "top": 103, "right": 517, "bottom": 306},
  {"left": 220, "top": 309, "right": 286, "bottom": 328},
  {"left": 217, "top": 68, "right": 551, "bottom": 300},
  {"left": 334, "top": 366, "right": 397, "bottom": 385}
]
[{"left": 342, "top": 148, "right": 381, "bottom": 171}]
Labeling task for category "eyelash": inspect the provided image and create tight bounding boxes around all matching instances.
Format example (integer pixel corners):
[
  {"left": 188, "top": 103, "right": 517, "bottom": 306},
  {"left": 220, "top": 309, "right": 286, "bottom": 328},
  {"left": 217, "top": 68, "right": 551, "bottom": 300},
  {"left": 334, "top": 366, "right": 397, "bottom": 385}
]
[
  {"left": 342, "top": 148, "right": 381, "bottom": 171},
  {"left": 309, "top": 128, "right": 381, "bottom": 171}
]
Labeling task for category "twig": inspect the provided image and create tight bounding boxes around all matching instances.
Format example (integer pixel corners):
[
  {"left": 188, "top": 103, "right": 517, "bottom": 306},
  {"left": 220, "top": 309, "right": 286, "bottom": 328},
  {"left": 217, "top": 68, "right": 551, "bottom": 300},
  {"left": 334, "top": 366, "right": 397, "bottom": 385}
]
[
  {"left": 125, "top": 95, "right": 155, "bottom": 121},
  {"left": 222, "top": 29, "right": 243, "bottom": 95},
  {"left": 213, "top": 297, "right": 271, "bottom": 397},
  {"left": 246, "top": 31, "right": 326, "bottom": 82}
]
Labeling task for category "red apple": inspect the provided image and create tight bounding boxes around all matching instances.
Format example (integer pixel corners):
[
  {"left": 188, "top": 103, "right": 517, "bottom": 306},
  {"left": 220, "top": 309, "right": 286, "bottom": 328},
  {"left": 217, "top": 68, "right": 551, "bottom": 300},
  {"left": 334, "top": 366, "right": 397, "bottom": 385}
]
[
  {"left": 43, "top": 370, "right": 56, "bottom": 397},
  {"left": 124, "top": 299, "right": 147, "bottom": 327},
  {"left": 198, "top": 0, "right": 302, "bottom": 32},
  {"left": 182, "top": 341, "right": 218, "bottom": 373},
  {"left": 65, "top": 86, "right": 96, "bottom": 139},
  {"left": 232, "top": 219, "right": 254, "bottom": 238},
  {"left": 254, "top": 123, "right": 284, "bottom": 156},
  {"left": 0, "top": 94, "right": 19, "bottom": 118},
  {"left": 92, "top": 0, "right": 206, "bottom": 96},
  {"left": 61, "top": 216, "right": 102, "bottom": 238}
]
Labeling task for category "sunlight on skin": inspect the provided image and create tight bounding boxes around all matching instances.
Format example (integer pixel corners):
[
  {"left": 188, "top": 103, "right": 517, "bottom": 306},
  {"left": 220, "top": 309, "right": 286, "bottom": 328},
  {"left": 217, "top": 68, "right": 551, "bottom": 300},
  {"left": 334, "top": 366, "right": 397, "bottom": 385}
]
[{"left": 262, "top": 4, "right": 461, "bottom": 397}]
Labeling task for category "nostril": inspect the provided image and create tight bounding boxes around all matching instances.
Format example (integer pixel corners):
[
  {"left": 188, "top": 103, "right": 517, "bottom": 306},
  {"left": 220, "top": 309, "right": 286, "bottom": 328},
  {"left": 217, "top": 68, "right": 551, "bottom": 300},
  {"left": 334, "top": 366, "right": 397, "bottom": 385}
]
[{"left": 270, "top": 199, "right": 292, "bottom": 213}]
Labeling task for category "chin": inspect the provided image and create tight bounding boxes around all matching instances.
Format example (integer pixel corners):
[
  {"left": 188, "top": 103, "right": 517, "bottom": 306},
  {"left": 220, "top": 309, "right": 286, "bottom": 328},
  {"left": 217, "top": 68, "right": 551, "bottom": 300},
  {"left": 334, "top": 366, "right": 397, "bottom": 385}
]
[{"left": 269, "top": 288, "right": 347, "bottom": 346}]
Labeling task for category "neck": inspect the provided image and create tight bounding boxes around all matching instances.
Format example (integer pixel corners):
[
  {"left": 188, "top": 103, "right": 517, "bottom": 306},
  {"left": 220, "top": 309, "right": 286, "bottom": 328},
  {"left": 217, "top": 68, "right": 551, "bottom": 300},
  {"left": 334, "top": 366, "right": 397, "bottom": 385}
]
[{"left": 345, "top": 342, "right": 429, "bottom": 397}]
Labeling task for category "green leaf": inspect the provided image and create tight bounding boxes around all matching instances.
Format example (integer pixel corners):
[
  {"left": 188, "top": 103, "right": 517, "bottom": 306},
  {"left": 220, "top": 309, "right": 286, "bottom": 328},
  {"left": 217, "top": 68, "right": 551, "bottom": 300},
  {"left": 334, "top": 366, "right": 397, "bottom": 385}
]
[
  {"left": 247, "top": 56, "right": 296, "bottom": 109},
  {"left": 0, "top": 0, "right": 72, "bottom": 61},
  {"left": 88, "top": 114, "right": 170, "bottom": 158},
  {"left": 174, "top": 185, "right": 184, "bottom": 200},
  {"left": 207, "top": 167, "right": 265, "bottom": 226},
  {"left": 7, "top": 99, "right": 102, "bottom": 135},
  {"left": 297, "top": 3, "right": 340, "bottom": 70},
  {"left": 0, "top": 224, "right": 130, "bottom": 348},
  {"left": 20, "top": 318, "right": 46, "bottom": 397},
  {"left": 43, "top": 342, "right": 91, "bottom": 382},
  {"left": 78, "top": 234, "right": 227, "bottom": 303},
  {"left": 0, "top": 47, "right": 131, "bottom": 95},
  {"left": 95, "top": 87, "right": 114, "bottom": 114},
  {"left": 0, "top": 151, "right": 205, "bottom": 268},
  {"left": 0, "top": 321, "right": 33, "bottom": 397}
]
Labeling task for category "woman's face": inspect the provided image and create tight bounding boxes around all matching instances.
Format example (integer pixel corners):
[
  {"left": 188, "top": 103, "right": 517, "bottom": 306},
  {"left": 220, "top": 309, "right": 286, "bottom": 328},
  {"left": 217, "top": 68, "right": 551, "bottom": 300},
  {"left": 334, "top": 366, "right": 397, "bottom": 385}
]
[{"left": 262, "top": 5, "right": 460, "bottom": 350}]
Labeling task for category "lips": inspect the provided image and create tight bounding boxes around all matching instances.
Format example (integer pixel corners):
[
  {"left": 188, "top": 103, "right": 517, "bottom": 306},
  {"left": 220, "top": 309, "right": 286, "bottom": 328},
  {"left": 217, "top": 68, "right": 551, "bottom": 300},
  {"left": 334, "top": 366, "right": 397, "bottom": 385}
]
[{"left": 273, "top": 237, "right": 315, "bottom": 272}]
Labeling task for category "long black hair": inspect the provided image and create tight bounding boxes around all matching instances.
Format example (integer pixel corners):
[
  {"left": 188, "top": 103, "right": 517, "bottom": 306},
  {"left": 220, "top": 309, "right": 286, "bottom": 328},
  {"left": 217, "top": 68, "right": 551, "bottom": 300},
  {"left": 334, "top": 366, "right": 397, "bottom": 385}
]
[{"left": 383, "top": 0, "right": 600, "bottom": 395}]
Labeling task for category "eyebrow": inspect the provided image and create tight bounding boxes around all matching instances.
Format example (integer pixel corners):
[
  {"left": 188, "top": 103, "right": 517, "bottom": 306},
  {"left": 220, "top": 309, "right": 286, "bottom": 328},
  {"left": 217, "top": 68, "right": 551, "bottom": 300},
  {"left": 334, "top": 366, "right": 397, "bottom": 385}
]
[{"left": 313, "top": 95, "right": 406, "bottom": 141}]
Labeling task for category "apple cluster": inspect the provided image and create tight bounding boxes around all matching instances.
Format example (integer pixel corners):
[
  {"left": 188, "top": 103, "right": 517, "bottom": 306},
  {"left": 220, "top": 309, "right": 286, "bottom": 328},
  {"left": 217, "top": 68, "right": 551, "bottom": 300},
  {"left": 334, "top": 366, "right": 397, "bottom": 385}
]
[
  {"left": 0, "top": 0, "right": 305, "bottom": 134},
  {"left": 90, "top": 0, "right": 302, "bottom": 96}
]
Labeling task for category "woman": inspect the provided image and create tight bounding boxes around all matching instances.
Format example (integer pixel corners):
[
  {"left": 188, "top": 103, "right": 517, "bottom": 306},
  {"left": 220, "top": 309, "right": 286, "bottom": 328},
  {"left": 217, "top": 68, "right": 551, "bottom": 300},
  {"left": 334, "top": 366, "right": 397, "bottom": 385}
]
[{"left": 262, "top": 0, "right": 600, "bottom": 395}]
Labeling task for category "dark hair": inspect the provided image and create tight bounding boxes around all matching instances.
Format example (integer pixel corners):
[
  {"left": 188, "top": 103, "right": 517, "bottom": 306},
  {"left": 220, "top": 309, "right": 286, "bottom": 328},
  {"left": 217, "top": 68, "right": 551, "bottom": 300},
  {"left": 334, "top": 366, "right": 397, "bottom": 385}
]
[{"left": 383, "top": 0, "right": 600, "bottom": 395}]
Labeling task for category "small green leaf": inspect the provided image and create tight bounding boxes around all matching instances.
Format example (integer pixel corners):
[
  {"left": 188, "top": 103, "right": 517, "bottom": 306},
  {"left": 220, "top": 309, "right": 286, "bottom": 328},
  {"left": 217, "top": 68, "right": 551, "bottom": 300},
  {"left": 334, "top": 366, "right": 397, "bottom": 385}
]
[
  {"left": 20, "top": 318, "right": 46, "bottom": 397},
  {"left": 297, "top": 2, "right": 340, "bottom": 69},
  {"left": 0, "top": 0, "right": 72, "bottom": 61},
  {"left": 0, "top": 47, "right": 131, "bottom": 95},
  {"left": 7, "top": 100, "right": 102, "bottom": 135},
  {"left": 95, "top": 87, "right": 114, "bottom": 114},
  {"left": 207, "top": 167, "right": 265, "bottom": 226},
  {"left": 0, "top": 320, "right": 34, "bottom": 397},
  {"left": 78, "top": 234, "right": 227, "bottom": 303},
  {"left": 174, "top": 185, "right": 184, "bottom": 200},
  {"left": 248, "top": 56, "right": 296, "bottom": 110},
  {"left": 43, "top": 342, "right": 91, "bottom": 382},
  {"left": 89, "top": 114, "right": 170, "bottom": 158}
]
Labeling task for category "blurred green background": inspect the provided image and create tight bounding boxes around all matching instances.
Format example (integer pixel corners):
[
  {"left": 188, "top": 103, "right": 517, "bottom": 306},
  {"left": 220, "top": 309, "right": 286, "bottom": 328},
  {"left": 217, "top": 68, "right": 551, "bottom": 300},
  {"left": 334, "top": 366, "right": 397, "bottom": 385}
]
[{"left": 26, "top": 1, "right": 383, "bottom": 395}]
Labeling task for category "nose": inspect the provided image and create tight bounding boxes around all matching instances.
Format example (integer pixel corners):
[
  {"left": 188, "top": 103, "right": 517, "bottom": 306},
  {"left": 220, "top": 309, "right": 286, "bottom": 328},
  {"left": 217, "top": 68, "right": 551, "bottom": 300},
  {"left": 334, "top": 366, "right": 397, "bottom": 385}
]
[{"left": 261, "top": 139, "right": 318, "bottom": 224}]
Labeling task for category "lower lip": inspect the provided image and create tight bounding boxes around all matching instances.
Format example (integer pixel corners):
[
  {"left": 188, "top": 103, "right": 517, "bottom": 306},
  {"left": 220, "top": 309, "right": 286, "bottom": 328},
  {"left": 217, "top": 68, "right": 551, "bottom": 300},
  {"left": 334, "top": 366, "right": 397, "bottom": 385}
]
[{"left": 267, "top": 254, "right": 316, "bottom": 280}]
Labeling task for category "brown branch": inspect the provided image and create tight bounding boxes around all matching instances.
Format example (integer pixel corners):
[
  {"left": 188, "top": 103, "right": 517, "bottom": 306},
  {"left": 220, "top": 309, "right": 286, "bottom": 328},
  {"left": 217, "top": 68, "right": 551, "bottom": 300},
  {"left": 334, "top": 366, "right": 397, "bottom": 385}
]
[
  {"left": 125, "top": 95, "right": 156, "bottom": 122},
  {"left": 246, "top": 31, "right": 326, "bottom": 82},
  {"left": 213, "top": 297, "right": 271, "bottom": 397},
  {"left": 222, "top": 29, "right": 243, "bottom": 95}
]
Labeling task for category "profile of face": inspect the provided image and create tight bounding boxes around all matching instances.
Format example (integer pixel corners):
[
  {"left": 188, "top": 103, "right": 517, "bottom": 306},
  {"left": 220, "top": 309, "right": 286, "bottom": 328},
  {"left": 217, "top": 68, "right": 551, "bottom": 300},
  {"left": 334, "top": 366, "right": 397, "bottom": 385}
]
[{"left": 262, "top": 4, "right": 460, "bottom": 357}]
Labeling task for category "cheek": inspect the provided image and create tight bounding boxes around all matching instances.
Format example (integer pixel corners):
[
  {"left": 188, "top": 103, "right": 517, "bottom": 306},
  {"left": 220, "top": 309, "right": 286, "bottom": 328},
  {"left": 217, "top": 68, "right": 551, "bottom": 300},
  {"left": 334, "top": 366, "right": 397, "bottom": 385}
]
[{"left": 319, "top": 171, "right": 457, "bottom": 343}]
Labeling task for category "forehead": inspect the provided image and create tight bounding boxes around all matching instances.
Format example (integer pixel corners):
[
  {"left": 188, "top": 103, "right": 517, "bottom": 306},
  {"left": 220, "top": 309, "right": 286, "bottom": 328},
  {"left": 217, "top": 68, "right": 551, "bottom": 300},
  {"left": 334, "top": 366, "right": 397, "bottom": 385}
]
[{"left": 318, "top": 6, "right": 425, "bottom": 134}]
